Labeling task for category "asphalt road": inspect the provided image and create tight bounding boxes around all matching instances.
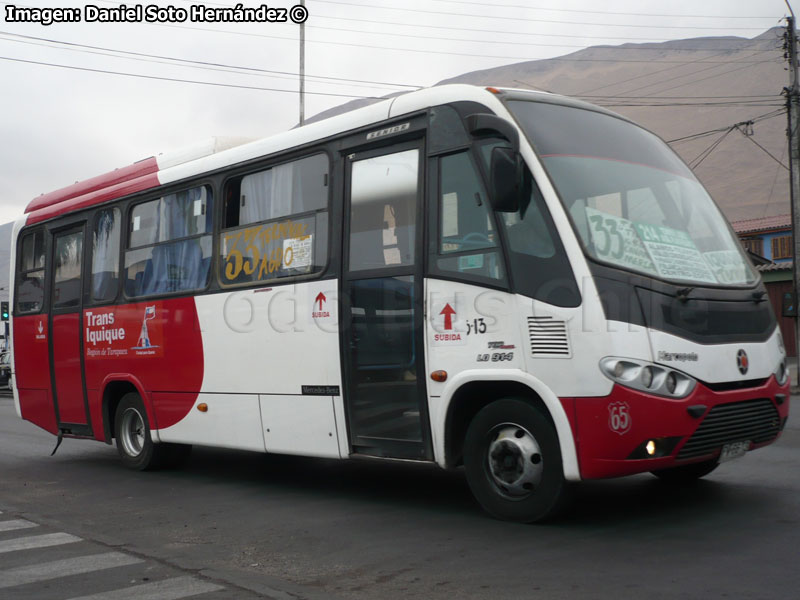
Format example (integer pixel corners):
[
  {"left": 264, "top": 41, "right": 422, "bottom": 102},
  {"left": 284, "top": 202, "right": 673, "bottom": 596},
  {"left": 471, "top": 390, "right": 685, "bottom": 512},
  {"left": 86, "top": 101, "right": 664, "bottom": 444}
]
[{"left": 1, "top": 391, "right": 799, "bottom": 600}]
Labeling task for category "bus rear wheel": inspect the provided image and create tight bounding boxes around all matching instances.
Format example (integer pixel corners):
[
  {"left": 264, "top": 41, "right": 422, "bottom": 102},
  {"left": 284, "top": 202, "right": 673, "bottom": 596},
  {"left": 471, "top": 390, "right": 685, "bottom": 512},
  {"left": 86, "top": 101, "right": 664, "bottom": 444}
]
[
  {"left": 114, "top": 392, "right": 191, "bottom": 470},
  {"left": 463, "top": 398, "right": 568, "bottom": 523}
]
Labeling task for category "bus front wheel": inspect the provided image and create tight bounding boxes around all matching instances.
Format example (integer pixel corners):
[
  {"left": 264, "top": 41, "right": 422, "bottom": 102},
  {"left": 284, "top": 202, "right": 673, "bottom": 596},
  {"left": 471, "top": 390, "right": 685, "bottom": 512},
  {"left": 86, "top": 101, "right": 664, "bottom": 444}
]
[{"left": 463, "top": 398, "right": 569, "bottom": 523}]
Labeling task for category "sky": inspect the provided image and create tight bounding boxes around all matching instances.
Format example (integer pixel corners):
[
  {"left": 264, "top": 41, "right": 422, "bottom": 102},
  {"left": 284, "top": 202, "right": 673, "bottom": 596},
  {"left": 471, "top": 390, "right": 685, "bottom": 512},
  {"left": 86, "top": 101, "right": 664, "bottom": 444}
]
[{"left": 0, "top": 0, "right": 793, "bottom": 225}]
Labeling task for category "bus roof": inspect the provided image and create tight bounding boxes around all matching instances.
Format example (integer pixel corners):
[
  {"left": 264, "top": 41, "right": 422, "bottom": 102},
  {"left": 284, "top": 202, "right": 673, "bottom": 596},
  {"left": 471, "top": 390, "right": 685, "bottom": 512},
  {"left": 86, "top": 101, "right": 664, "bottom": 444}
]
[{"left": 21, "top": 85, "right": 581, "bottom": 226}]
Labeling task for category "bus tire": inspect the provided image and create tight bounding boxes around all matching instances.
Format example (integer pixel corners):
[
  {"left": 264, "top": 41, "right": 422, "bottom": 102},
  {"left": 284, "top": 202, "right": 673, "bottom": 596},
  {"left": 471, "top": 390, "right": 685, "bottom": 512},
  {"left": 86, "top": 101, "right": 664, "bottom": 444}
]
[
  {"left": 651, "top": 460, "right": 718, "bottom": 483},
  {"left": 463, "top": 398, "right": 569, "bottom": 523},
  {"left": 114, "top": 392, "right": 165, "bottom": 471}
]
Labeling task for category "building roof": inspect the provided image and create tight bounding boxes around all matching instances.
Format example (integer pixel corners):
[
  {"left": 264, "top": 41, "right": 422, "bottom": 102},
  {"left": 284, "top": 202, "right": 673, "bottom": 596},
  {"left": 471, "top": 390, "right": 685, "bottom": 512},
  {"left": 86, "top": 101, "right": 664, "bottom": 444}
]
[
  {"left": 757, "top": 260, "right": 793, "bottom": 272},
  {"left": 731, "top": 214, "right": 792, "bottom": 235}
]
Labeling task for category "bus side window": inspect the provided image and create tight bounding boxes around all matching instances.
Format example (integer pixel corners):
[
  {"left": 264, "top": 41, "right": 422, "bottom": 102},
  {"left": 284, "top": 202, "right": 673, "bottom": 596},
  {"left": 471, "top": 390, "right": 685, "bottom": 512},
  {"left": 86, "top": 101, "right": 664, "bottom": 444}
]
[
  {"left": 435, "top": 151, "right": 504, "bottom": 281},
  {"left": 220, "top": 153, "right": 329, "bottom": 286},
  {"left": 53, "top": 231, "right": 84, "bottom": 309},
  {"left": 16, "top": 229, "right": 46, "bottom": 314},
  {"left": 125, "top": 185, "right": 213, "bottom": 297},
  {"left": 92, "top": 208, "right": 121, "bottom": 303}
]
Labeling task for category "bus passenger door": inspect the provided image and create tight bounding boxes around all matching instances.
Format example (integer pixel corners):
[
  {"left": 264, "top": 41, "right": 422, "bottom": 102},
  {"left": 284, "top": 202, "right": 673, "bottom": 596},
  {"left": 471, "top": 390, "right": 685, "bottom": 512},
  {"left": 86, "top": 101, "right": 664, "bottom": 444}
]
[
  {"left": 50, "top": 225, "right": 91, "bottom": 436},
  {"left": 341, "top": 139, "right": 433, "bottom": 460}
]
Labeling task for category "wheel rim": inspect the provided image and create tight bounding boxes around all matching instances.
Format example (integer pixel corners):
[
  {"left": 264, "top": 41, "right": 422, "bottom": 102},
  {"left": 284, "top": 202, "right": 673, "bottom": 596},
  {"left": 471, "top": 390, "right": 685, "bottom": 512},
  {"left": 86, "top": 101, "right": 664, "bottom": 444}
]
[
  {"left": 486, "top": 423, "right": 543, "bottom": 499},
  {"left": 120, "top": 407, "right": 145, "bottom": 458}
]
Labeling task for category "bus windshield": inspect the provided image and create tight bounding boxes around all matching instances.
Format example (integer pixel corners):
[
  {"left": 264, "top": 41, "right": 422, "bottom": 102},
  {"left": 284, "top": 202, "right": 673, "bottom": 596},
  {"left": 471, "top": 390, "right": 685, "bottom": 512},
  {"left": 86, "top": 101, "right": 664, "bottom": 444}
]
[{"left": 507, "top": 100, "right": 757, "bottom": 287}]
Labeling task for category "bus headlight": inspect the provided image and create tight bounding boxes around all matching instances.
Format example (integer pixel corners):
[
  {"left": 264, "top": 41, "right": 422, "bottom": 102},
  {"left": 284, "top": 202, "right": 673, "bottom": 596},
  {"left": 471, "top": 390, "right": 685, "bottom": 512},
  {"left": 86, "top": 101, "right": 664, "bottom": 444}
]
[
  {"left": 599, "top": 357, "right": 697, "bottom": 398},
  {"left": 641, "top": 366, "right": 654, "bottom": 389},
  {"left": 775, "top": 360, "right": 789, "bottom": 386}
]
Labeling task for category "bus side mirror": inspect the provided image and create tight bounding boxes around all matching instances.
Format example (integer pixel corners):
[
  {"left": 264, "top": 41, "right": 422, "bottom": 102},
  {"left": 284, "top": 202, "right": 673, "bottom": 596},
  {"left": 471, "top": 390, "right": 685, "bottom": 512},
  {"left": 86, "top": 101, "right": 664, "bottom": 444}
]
[{"left": 489, "top": 147, "right": 524, "bottom": 212}]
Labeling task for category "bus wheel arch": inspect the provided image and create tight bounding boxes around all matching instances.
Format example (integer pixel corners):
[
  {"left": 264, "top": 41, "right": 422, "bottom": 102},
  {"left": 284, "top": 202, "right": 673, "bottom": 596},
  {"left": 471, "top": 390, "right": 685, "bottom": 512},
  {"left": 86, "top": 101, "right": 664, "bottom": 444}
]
[
  {"left": 101, "top": 378, "right": 192, "bottom": 469},
  {"left": 444, "top": 380, "right": 556, "bottom": 469},
  {"left": 101, "top": 379, "right": 146, "bottom": 445}
]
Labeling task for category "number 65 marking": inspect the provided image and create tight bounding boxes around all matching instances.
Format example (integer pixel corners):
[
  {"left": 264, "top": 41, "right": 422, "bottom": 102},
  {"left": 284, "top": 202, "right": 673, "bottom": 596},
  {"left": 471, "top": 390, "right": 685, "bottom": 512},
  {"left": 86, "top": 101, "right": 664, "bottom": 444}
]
[{"left": 608, "top": 401, "right": 632, "bottom": 435}]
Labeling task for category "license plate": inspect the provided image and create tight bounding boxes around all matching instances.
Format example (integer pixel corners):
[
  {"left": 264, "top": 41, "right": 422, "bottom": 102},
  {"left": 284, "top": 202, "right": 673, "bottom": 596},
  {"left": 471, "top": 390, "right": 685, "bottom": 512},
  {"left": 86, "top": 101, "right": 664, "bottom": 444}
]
[{"left": 720, "top": 440, "right": 750, "bottom": 463}]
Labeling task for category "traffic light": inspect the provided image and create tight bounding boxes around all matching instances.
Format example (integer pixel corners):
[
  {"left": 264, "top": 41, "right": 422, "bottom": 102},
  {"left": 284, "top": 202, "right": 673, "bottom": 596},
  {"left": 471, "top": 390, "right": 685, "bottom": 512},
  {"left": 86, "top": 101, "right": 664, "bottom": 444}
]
[{"left": 1, "top": 301, "right": 8, "bottom": 321}]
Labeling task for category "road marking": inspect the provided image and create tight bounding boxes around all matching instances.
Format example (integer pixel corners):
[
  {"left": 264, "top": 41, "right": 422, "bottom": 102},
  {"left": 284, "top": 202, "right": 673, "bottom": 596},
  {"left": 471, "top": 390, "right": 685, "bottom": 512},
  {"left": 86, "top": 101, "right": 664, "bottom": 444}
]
[
  {"left": 0, "top": 532, "right": 82, "bottom": 554},
  {"left": 0, "top": 519, "right": 38, "bottom": 533},
  {"left": 0, "top": 552, "right": 143, "bottom": 588},
  {"left": 65, "top": 575, "right": 224, "bottom": 600}
]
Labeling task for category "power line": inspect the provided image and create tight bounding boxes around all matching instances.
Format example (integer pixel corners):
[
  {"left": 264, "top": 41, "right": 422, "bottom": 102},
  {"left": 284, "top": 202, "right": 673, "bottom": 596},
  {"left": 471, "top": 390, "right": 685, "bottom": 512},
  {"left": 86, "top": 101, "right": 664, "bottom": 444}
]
[
  {"left": 310, "top": 0, "right": 773, "bottom": 30},
  {"left": 631, "top": 58, "right": 779, "bottom": 97},
  {"left": 586, "top": 29, "right": 783, "bottom": 97},
  {"left": 574, "top": 54, "right": 777, "bottom": 99},
  {"left": 668, "top": 125, "right": 737, "bottom": 144},
  {"left": 145, "top": 22, "right": 777, "bottom": 63},
  {"left": 312, "top": 12, "right": 777, "bottom": 43},
  {"left": 689, "top": 127, "right": 735, "bottom": 169},
  {"left": 572, "top": 36, "right": 780, "bottom": 96},
  {"left": 607, "top": 55, "right": 779, "bottom": 98},
  {"left": 178, "top": 0, "right": 781, "bottom": 24},
  {"left": 0, "top": 30, "right": 421, "bottom": 90},
  {"left": 764, "top": 137, "right": 788, "bottom": 216},
  {"left": 117, "top": 0, "right": 767, "bottom": 42},
  {"left": 429, "top": 0, "right": 782, "bottom": 20},
  {"left": 9, "top": 0, "right": 785, "bottom": 45},
  {"left": 666, "top": 109, "right": 786, "bottom": 143},
  {"left": 0, "top": 55, "right": 385, "bottom": 99},
  {"left": 734, "top": 124, "right": 790, "bottom": 170},
  {"left": 303, "top": 24, "right": 782, "bottom": 52},
  {"left": 573, "top": 60, "right": 710, "bottom": 96},
  {"left": 168, "top": 0, "right": 787, "bottom": 51},
  {"left": 584, "top": 94, "right": 780, "bottom": 100},
  {"left": 601, "top": 54, "right": 767, "bottom": 97},
  {"left": 597, "top": 101, "right": 783, "bottom": 108}
]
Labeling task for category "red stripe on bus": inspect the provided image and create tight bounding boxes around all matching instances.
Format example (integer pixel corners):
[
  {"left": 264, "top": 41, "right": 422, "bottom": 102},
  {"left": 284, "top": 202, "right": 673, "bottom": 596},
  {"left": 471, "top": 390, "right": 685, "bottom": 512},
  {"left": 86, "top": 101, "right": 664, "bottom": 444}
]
[
  {"left": 26, "top": 172, "right": 162, "bottom": 225},
  {"left": 25, "top": 157, "right": 159, "bottom": 214}
]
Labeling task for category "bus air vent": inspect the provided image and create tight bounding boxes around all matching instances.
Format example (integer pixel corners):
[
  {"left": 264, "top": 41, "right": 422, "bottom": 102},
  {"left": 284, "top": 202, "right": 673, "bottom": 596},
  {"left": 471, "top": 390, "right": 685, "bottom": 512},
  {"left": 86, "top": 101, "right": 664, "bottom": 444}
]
[
  {"left": 527, "top": 316, "right": 570, "bottom": 357},
  {"left": 677, "top": 398, "right": 781, "bottom": 460}
]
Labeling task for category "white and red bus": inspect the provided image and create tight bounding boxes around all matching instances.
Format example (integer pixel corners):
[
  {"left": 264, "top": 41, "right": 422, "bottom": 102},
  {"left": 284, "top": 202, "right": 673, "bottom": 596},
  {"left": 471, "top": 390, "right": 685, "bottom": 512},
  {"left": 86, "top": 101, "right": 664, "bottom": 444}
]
[{"left": 9, "top": 85, "right": 790, "bottom": 521}]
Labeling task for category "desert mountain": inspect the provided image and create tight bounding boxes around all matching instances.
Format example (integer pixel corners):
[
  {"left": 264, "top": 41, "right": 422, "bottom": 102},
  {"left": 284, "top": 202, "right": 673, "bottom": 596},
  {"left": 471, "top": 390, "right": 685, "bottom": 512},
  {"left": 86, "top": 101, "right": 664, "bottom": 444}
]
[{"left": 311, "top": 27, "right": 789, "bottom": 222}]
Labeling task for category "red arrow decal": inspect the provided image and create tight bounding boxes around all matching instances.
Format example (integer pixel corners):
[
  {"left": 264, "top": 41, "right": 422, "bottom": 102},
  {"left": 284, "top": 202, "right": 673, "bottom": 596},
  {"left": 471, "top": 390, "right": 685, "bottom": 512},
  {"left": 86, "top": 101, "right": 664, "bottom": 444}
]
[
  {"left": 440, "top": 303, "right": 456, "bottom": 330},
  {"left": 315, "top": 292, "right": 327, "bottom": 311}
]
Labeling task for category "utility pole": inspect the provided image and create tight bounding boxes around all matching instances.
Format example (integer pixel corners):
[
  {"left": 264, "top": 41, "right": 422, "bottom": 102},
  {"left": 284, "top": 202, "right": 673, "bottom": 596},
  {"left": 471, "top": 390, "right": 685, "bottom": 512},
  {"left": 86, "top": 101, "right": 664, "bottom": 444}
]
[
  {"left": 299, "top": 0, "right": 306, "bottom": 126},
  {"left": 786, "top": 4, "right": 800, "bottom": 360}
]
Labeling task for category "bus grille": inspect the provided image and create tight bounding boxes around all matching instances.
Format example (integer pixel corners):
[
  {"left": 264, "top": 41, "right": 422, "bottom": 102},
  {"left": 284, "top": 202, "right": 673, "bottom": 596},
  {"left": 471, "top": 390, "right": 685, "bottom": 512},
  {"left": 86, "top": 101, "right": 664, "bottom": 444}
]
[
  {"left": 677, "top": 398, "right": 781, "bottom": 460},
  {"left": 527, "top": 316, "right": 570, "bottom": 357}
]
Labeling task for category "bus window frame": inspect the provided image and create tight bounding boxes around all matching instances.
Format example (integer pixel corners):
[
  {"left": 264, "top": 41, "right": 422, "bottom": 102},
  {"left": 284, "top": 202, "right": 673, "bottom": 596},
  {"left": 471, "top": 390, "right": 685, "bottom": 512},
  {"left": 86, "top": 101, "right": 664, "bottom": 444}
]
[
  {"left": 50, "top": 224, "right": 87, "bottom": 313},
  {"left": 88, "top": 206, "right": 122, "bottom": 307},
  {"left": 425, "top": 143, "right": 511, "bottom": 293},
  {"left": 217, "top": 150, "right": 333, "bottom": 290},
  {"left": 122, "top": 180, "right": 217, "bottom": 301},
  {"left": 432, "top": 148, "right": 509, "bottom": 289},
  {"left": 15, "top": 226, "right": 49, "bottom": 316}
]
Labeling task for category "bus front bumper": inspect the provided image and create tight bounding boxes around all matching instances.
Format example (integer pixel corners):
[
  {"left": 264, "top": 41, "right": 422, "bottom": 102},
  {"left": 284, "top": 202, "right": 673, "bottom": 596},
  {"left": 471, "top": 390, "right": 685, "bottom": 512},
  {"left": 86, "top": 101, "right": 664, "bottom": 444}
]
[{"left": 567, "top": 376, "right": 790, "bottom": 480}]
